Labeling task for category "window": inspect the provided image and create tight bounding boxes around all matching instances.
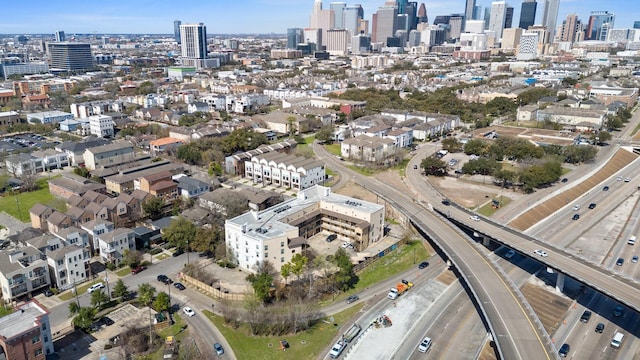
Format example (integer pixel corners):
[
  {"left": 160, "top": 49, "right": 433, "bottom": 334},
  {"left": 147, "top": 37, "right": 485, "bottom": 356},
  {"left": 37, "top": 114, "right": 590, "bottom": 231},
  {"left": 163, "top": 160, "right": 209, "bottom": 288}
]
[
  {"left": 264, "top": 245, "right": 268, "bottom": 251},
  {"left": 264, "top": 252, "right": 268, "bottom": 258},
  {"left": 32, "top": 335, "right": 40, "bottom": 344},
  {"left": 280, "top": 242, "right": 284, "bottom": 247},
  {"left": 280, "top": 257, "right": 284, "bottom": 263},
  {"left": 34, "top": 348, "right": 42, "bottom": 356},
  {"left": 280, "top": 248, "right": 284, "bottom": 254}
]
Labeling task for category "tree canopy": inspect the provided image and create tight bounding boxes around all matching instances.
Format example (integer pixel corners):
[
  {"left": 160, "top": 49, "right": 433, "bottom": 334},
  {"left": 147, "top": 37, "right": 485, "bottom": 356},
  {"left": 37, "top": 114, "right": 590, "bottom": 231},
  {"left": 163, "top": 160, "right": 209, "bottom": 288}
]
[{"left": 163, "top": 217, "right": 197, "bottom": 250}]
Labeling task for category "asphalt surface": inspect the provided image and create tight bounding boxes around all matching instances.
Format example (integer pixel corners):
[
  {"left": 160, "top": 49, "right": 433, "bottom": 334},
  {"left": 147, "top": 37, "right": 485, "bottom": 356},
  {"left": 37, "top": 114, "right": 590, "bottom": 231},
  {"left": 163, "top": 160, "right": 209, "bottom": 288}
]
[{"left": 314, "top": 141, "right": 554, "bottom": 360}]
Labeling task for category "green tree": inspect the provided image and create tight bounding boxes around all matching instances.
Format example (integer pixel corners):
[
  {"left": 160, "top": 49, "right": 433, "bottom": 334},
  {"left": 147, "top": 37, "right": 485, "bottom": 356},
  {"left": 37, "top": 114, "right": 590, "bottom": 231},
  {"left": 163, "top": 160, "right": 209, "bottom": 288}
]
[
  {"left": 68, "top": 301, "right": 80, "bottom": 315},
  {"left": 463, "top": 139, "right": 489, "bottom": 156},
  {"left": 112, "top": 279, "right": 129, "bottom": 300},
  {"left": 441, "top": 137, "right": 463, "bottom": 153},
  {"left": 123, "top": 249, "right": 142, "bottom": 267},
  {"left": 315, "top": 125, "right": 335, "bottom": 143},
  {"left": 192, "top": 227, "right": 220, "bottom": 253},
  {"left": 420, "top": 157, "right": 447, "bottom": 176},
  {"left": 289, "top": 254, "right": 308, "bottom": 281},
  {"left": 153, "top": 292, "right": 171, "bottom": 312},
  {"left": 72, "top": 307, "right": 96, "bottom": 331},
  {"left": 176, "top": 144, "right": 202, "bottom": 165},
  {"left": 138, "top": 283, "right": 156, "bottom": 307},
  {"left": 333, "top": 248, "right": 357, "bottom": 291},
  {"left": 90, "top": 289, "right": 109, "bottom": 309},
  {"left": 136, "top": 81, "right": 157, "bottom": 95},
  {"left": 163, "top": 217, "right": 196, "bottom": 250},
  {"left": 281, "top": 263, "right": 292, "bottom": 285},
  {"left": 73, "top": 166, "right": 90, "bottom": 178},
  {"left": 485, "top": 97, "right": 518, "bottom": 116},
  {"left": 246, "top": 261, "right": 275, "bottom": 303},
  {"left": 564, "top": 145, "right": 597, "bottom": 164},
  {"left": 516, "top": 88, "right": 556, "bottom": 105},
  {"left": 590, "top": 131, "right": 612, "bottom": 145},
  {"left": 462, "top": 157, "right": 501, "bottom": 175},
  {"left": 142, "top": 196, "right": 164, "bottom": 220}
]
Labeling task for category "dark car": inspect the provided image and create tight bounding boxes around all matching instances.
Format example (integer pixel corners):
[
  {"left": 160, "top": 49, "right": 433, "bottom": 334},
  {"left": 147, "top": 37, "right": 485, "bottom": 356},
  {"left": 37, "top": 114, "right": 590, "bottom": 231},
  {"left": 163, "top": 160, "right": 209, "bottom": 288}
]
[
  {"left": 613, "top": 305, "right": 624, "bottom": 317},
  {"left": 572, "top": 214, "right": 580, "bottom": 221},
  {"left": 441, "top": 199, "right": 451, "bottom": 206},
  {"left": 580, "top": 310, "right": 592, "bottom": 323},
  {"left": 558, "top": 343, "right": 570, "bottom": 357},
  {"left": 326, "top": 234, "right": 337, "bottom": 242},
  {"left": 418, "top": 261, "right": 429, "bottom": 269},
  {"left": 616, "top": 258, "right": 624, "bottom": 266},
  {"left": 174, "top": 282, "right": 186, "bottom": 291},
  {"left": 102, "top": 317, "right": 114, "bottom": 326},
  {"left": 90, "top": 321, "right": 102, "bottom": 332},
  {"left": 172, "top": 248, "right": 184, "bottom": 257},
  {"left": 561, "top": 178, "right": 568, "bottom": 183},
  {"left": 346, "top": 295, "right": 359, "bottom": 304},
  {"left": 603, "top": 185, "right": 610, "bottom": 191},
  {"left": 157, "top": 274, "right": 173, "bottom": 284},
  {"left": 131, "top": 266, "right": 146, "bottom": 274},
  {"left": 588, "top": 203, "right": 597, "bottom": 209},
  {"left": 44, "top": 289, "right": 54, "bottom": 297},
  {"left": 280, "top": 339, "right": 290, "bottom": 349},
  {"left": 595, "top": 323, "right": 605, "bottom": 333}
]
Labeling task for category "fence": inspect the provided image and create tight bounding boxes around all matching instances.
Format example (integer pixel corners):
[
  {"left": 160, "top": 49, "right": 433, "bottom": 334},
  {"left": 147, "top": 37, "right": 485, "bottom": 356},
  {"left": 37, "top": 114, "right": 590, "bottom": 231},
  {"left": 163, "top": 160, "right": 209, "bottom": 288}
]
[
  {"left": 179, "top": 273, "right": 245, "bottom": 301},
  {"left": 353, "top": 237, "right": 408, "bottom": 274}
]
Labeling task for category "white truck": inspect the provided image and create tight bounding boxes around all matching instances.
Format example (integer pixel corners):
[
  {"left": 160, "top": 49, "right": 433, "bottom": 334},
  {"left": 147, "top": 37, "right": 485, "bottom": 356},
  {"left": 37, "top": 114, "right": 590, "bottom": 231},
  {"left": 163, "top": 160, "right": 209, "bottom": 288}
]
[
  {"left": 328, "top": 339, "right": 346, "bottom": 358},
  {"left": 628, "top": 235, "right": 636, "bottom": 245}
]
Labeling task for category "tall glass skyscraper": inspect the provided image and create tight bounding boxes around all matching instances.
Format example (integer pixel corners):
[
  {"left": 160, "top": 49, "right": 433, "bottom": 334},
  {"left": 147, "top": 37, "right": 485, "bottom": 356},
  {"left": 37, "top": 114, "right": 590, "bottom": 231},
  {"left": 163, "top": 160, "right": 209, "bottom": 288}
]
[
  {"left": 180, "top": 23, "right": 208, "bottom": 68},
  {"left": 464, "top": 0, "right": 476, "bottom": 31},
  {"left": 330, "top": 2, "right": 347, "bottom": 29},
  {"left": 586, "top": 11, "right": 615, "bottom": 41},
  {"left": 541, "top": 0, "right": 559, "bottom": 43},
  {"left": 287, "top": 28, "right": 304, "bottom": 49},
  {"left": 634, "top": 21, "right": 640, "bottom": 29},
  {"left": 519, "top": 0, "right": 537, "bottom": 30},
  {"left": 173, "top": 20, "right": 181, "bottom": 44}
]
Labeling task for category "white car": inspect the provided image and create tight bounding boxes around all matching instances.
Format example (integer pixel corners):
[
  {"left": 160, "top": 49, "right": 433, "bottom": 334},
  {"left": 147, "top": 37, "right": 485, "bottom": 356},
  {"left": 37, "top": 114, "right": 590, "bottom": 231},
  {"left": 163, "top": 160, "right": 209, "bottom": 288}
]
[
  {"left": 183, "top": 307, "right": 195, "bottom": 317},
  {"left": 417, "top": 337, "right": 432, "bottom": 353},
  {"left": 572, "top": 205, "right": 580, "bottom": 211},
  {"left": 534, "top": 249, "right": 548, "bottom": 257},
  {"left": 341, "top": 242, "right": 354, "bottom": 249},
  {"left": 470, "top": 215, "right": 480, "bottom": 222},
  {"left": 87, "top": 282, "right": 105, "bottom": 293}
]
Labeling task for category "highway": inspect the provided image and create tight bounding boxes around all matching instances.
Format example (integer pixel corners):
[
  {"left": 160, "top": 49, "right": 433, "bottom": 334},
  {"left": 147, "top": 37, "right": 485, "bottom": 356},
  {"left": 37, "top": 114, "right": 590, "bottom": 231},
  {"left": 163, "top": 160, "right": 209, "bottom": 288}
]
[{"left": 315, "top": 142, "right": 555, "bottom": 360}]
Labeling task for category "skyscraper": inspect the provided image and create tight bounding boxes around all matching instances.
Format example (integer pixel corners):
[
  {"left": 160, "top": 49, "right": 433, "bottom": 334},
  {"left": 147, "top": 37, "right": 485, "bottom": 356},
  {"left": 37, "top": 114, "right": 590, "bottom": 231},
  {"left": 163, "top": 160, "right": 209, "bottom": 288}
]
[
  {"left": 287, "top": 28, "right": 304, "bottom": 49},
  {"left": 54, "top": 31, "right": 65, "bottom": 42},
  {"left": 488, "top": 1, "right": 507, "bottom": 41},
  {"left": 180, "top": 23, "right": 208, "bottom": 68},
  {"left": 504, "top": 6, "right": 514, "bottom": 29},
  {"left": 417, "top": 3, "right": 428, "bottom": 24},
  {"left": 372, "top": 2, "right": 398, "bottom": 44},
  {"left": 310, "top": 0, "right": 335, "bottom": 46},
  {"left": 561, "top": 14, "right": 580, "bottom": 42},
  {"left": 634, "top": 21, "right": 640, "bottom": 29},
  {"left": 464, "top": 0, "right": 476, "bottom": 31},
  {"left": 174, "top": 20, "right": 181, "bottom": 44},
  {"left": 586, "top": 11, "right": 615, "bottom": 41},
  {"left": 47, "top": 42, "right": 94, "bottom": 71},
  {"left": 541, "top": 0, "right": 559, "bottom": 43},
  {"left": 344, "top": 5, "right": 364, "bottom": 36},
  {"left": 519, "top": 0, "right": 536, "bottom": 30},
  {"left": 330, "top": 2, "right": 347, "bottom": 29}
]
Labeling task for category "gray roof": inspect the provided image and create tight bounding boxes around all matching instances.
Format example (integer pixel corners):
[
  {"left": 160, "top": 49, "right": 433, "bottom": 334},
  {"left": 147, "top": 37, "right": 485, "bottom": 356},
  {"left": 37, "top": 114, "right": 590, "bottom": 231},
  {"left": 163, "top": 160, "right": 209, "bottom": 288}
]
[
  {"left": 0, "top": 301, "right": 48, "bottom": 341},
  {"left": 47, "top": 244, "right": 82, "bottom": 260},
  {"left": 176, "top": 176, "right": 210, "bottom": 192},
  {"left": 58, "top": 137, "right": 111, "bottom": 153},
  {"left": 85, "top": 141, "right": 133, "bottom": 155}
]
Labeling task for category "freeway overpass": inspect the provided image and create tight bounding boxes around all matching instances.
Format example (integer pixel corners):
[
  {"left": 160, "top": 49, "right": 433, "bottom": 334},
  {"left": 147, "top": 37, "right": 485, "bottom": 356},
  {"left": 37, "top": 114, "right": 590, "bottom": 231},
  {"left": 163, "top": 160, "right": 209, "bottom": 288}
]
[{"left": 314, "top": 142, "right": 554, "bottom": 360}]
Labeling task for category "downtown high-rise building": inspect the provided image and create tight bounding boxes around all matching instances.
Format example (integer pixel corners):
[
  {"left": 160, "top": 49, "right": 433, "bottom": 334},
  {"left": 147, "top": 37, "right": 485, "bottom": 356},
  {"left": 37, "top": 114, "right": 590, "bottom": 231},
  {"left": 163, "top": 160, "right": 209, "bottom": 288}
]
[
  {"left": 634, "top": 21, "right": 640, "bottom": 29},
  {"left": 561, "top": 14, "right": 582, "bottom": 43},
  {"left": 504, "top": 6, "right": 514, "bottom": 29},
  {"left": 310, "top": 0, "right": 335, "bottom": 46},
  {"left": 541, "top": 0, "right": 559, "bottom": 43},
  {"left": 586, "top": 11, "right": 615, "bottom": 41},
  {"left": 47, "top": 42, "right": 94, "bottom": 71},
  {"left": 519, "top": 0, "right": 536, "bottom": 30},
  {"left": 417, "top": 3, "right": 428, "bottom": 24},
  {"left": 372, "top": 2, "right": 398, "bottom": 44},
  {"left": 488, "top": 1, "right": 507, "bottom": 41},
  {"left": 54, "top": 31, "right": 65, "bottom": 42},
  {"left": 464, "top": 0, "right": 476, "bottom": 31},
  {"left": 180, "top": 23, "right": 209, "bottom": 68},
  {"left": 287, "top": 28, "right": 304, "bottom": 49},
  {"left": 330, "top": 2, "right": 347, "bottom": 29},
  {"left": 344, "top": 4, "right": 365, "bottom": 36},
  {"left": 173, "top": 20, "right": 181, "bottom": 44}
]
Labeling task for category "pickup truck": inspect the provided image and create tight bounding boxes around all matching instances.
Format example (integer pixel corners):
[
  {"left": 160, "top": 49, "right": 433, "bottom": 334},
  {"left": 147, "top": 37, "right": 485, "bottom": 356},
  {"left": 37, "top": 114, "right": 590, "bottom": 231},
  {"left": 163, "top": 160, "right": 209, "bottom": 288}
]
[
  {"left": 387, "top": 280, "right": 413, "bottom": 300},
  {"left": 328, "top": 339, "right": 346, "bottom": 358}
]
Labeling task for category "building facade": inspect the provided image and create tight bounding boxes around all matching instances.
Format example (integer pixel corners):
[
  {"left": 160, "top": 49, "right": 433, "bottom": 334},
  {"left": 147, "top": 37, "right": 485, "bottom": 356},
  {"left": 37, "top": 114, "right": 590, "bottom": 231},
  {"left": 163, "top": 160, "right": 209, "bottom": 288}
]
[
  {"left": 47, "top": 42, "right": 94, "bottom": 71},
  {"left": 0, "top": 301, "right": 54, "bottom": 359}
]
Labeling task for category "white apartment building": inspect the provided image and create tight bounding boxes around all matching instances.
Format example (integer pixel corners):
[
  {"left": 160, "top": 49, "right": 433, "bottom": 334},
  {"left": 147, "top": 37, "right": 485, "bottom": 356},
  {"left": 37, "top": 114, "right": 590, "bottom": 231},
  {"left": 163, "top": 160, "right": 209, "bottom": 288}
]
[
  {"left": 88, "top": 114, "right": 114, "bottom": 138},
  {"left": 0, "top": 248, "right": 50, "bottom": 303},
  {"left": 47, "top": 245, "right": 89, "bottom": 290},
  {"left": 244, "top": 152, "right": 325, "bottom": 190},
  {"left": 517, "top": 32, "right": 540, "bottom": 60},
  {"left": 326, "top": 29, "right": 349, "bottom": 56},
  {"left": 225, "top": 185, "right": 385, "bottom": 273},
  {"left": 96, "top": 228, "right": 135, "bottom": 265}
]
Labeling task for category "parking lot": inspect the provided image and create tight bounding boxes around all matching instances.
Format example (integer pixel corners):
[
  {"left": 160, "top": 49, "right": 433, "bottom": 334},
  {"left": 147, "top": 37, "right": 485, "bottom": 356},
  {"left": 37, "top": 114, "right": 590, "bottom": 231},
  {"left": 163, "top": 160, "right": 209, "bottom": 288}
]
[{"left": 0, "top": 133, "right": 60, "bottom": 156}]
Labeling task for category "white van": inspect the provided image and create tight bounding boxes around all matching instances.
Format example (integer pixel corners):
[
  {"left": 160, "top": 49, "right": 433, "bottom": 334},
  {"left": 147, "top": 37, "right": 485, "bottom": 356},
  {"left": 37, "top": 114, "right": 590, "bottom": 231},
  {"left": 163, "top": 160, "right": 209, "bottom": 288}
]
[
  {"left": 628, "top": 236, "right": 636, "bottom": 245},
  {"left": 611, "top": 332, "right": 624, "bottom": 348}
]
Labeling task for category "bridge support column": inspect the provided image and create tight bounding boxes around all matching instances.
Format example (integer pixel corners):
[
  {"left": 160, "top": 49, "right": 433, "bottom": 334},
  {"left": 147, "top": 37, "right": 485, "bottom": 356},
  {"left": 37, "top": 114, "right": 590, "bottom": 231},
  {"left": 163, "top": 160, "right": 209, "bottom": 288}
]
[
  {"left": 482, "top": 236, "right": 490, "bottom": 247},
  {"left": 555, "top": 272, "right": 566, "bottom": 293}
]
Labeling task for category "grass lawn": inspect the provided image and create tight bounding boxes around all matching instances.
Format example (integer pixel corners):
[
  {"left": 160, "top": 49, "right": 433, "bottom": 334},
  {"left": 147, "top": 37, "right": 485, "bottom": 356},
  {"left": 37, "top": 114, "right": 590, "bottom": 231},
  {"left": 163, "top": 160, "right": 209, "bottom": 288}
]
[
  {"left": 59, "top": 279, "right": 105, "bottom": 301},
  {"left": 155, "top": 254, "right": 169, "bottom": 261},
  {"left": 0, "top": 176, "right": 64, "bottom": 222},
  {"left": 115, "top": 267, "right": 131, "bottom": 277},
  {"left": 347, "top": 165, "right": 375, "bottom": 176},
  {"left": 632, "top": 122, "right": 640, "bottom": 137},
  {"left": 477, "top": 195, "right": 512, "bottom": 217},
  {"left": 0, "top": 306, "right": 13, "bottom": 318},
  {"left": 325, "top": 168, "right": 336, "bottom": 176},
  {"left": 204, "top": 304, "right": 363, "bottom": 360},
  {"left": 324, "top": 144, "right": 341, "bottom": 156}
]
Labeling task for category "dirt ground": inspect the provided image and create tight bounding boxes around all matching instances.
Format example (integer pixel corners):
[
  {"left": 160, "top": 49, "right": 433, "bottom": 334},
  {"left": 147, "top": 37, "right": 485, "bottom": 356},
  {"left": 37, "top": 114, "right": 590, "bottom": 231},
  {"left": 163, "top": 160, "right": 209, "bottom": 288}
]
[
  {"left": 520, "top": 282, "right": 572, "bottom": 335},
  {"left": 471, "top": 125, "right": 576, "bottom": 146}
]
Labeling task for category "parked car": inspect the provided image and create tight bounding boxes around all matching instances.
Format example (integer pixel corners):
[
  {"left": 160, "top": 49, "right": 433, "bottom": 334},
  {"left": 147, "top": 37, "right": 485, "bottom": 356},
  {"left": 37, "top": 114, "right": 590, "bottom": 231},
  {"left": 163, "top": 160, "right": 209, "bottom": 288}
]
[
  {"left": 326, "top": 234, "right": 337, "bottom": 242},
  {"left": 505, "top": 250, "right": 516, "bottom": 259},
  {"left": 572, "top": 205, "right": 580, "bottom": 211},
  {"left": 418, "top": 261, "right": 429, "bottom": 269},
  {"left": 346, "top": 295, "right": 359, "bottom": 304},
  {"left": 87, "top": 282, "right": 105, "bottom": 293},
  {"left": 157, "top": 274, "right": 173, "bottom": 284},
  {"left": 131, "top": 266, "right": 146, "bottom": 274},
  {"left": 173, "top": 248, "right": 184, "bottom": 257},
  {"left": 183, "top": 307, "right": 195, "bottom": 317},
  {"left": 213, "top": 342, "right": 224, "bottom": 355},
  {"left": 632, "top": 256, "right": 639, "bottom": 263},
  {"left": 101, "top": 317, "right": 114, "bottom": 326},
  {"left": 534, "top": 249, "right": 548, "bottom": 257},
  {"left": 616, "top": 258, "right": 624, "bottom": 266},
  {"left": 44, "top": 289, "right": 54, "bottom": 297},
  {"left": 561, "top": 178, "right": 568, "bottom": 183},
  {"left": 413, "top": 164, "right": 418, "bottom": 169},
  {"left": 174, "top": 282, "right": 186, "bottom": 291}
]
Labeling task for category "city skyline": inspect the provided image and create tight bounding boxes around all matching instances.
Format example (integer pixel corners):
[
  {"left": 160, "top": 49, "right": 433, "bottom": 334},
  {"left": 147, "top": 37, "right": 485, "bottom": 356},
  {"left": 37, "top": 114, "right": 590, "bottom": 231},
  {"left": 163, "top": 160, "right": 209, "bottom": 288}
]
[{"left": 0, "top": 0, "right": 637, "bottom": 35}]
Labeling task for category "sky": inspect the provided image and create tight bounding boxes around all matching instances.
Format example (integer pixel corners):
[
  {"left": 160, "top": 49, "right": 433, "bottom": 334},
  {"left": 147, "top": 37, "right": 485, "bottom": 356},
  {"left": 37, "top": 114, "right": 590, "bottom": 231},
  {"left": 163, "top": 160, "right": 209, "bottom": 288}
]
[{"left": 0, "top": 0, "right": 638, "bottom": 35}]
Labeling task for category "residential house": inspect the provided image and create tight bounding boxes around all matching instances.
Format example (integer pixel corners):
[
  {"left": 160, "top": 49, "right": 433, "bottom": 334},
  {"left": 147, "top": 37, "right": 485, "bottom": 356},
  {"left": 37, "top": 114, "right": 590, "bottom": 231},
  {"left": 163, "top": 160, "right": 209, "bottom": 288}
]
[
  {"left": 29, "top": 204, "right": 55, "bottom": 231},
  {"left": 0, "top": 248, "right": 50, "bottom": 303},
  {"left": 104, "top": 161, "right": 183, "bottom": 195},
  {"left": 83, "top": 141, "right": 135, "bottom": 171},
  {"left": 82, "top": 190, "right": 108, "bottom": 204},
  {"left": 516, "top": 105, "right": 539, "bottom": 121},
  {"left": 340, "top": 135, "right": 396, "bottom": 162},
  {"left": 96, "top": 228, "right": 135, "bottom": 265},
  {"left": 224, "top": 139, "right": 297, "bottom": 176},
  {"left": 48, "top": 173, "right": 105, "bottom": 200},
  {"left": 244, "top": 152, "right": 325, "bottom": 190},
  {"left": 45, "top": 211, "right": 72, "bottom": 234},
  {"left": 80, "top": 219, "right": 115, "bottom": 252},
  {"left": 0, "top": 301, "right": 55, "bottom": 358},
  {"left": 31, "top": 149, "right": 69, "bottom": 170},
  {"left": 175, "top": 176, "right": 211, "bottom": 199},
  {"left": 47, "top": 245, "right": 90, "bottom": 290},
  {"left": 385, "top": 128, "right": 413, "bottom": 148},
  {"left": 101, "top": 196, "right": 129, "bottom": 225},
  {"left": 149, "top": 137, "right": 184, "bottom": 156},
  {"left": 255, "top": 111, "right": 311, "bottom": 134},
  {"left": 52, "top": 226, "right": 90, "bottom": 249},
  {"left": 5, "top": 154, "right": 45, "bottom": 176},
  {"left": 187, "top": 102, "right": 210, "bottom": 113},
  {"left": 199, "top": 188, "right": 243, "bottom": 216},
  {"left": 132, "top": 226, "right": 161, "bottom": 250},
  {"left": 55, "top": 137, "right": 112, "bottom": 166}
]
